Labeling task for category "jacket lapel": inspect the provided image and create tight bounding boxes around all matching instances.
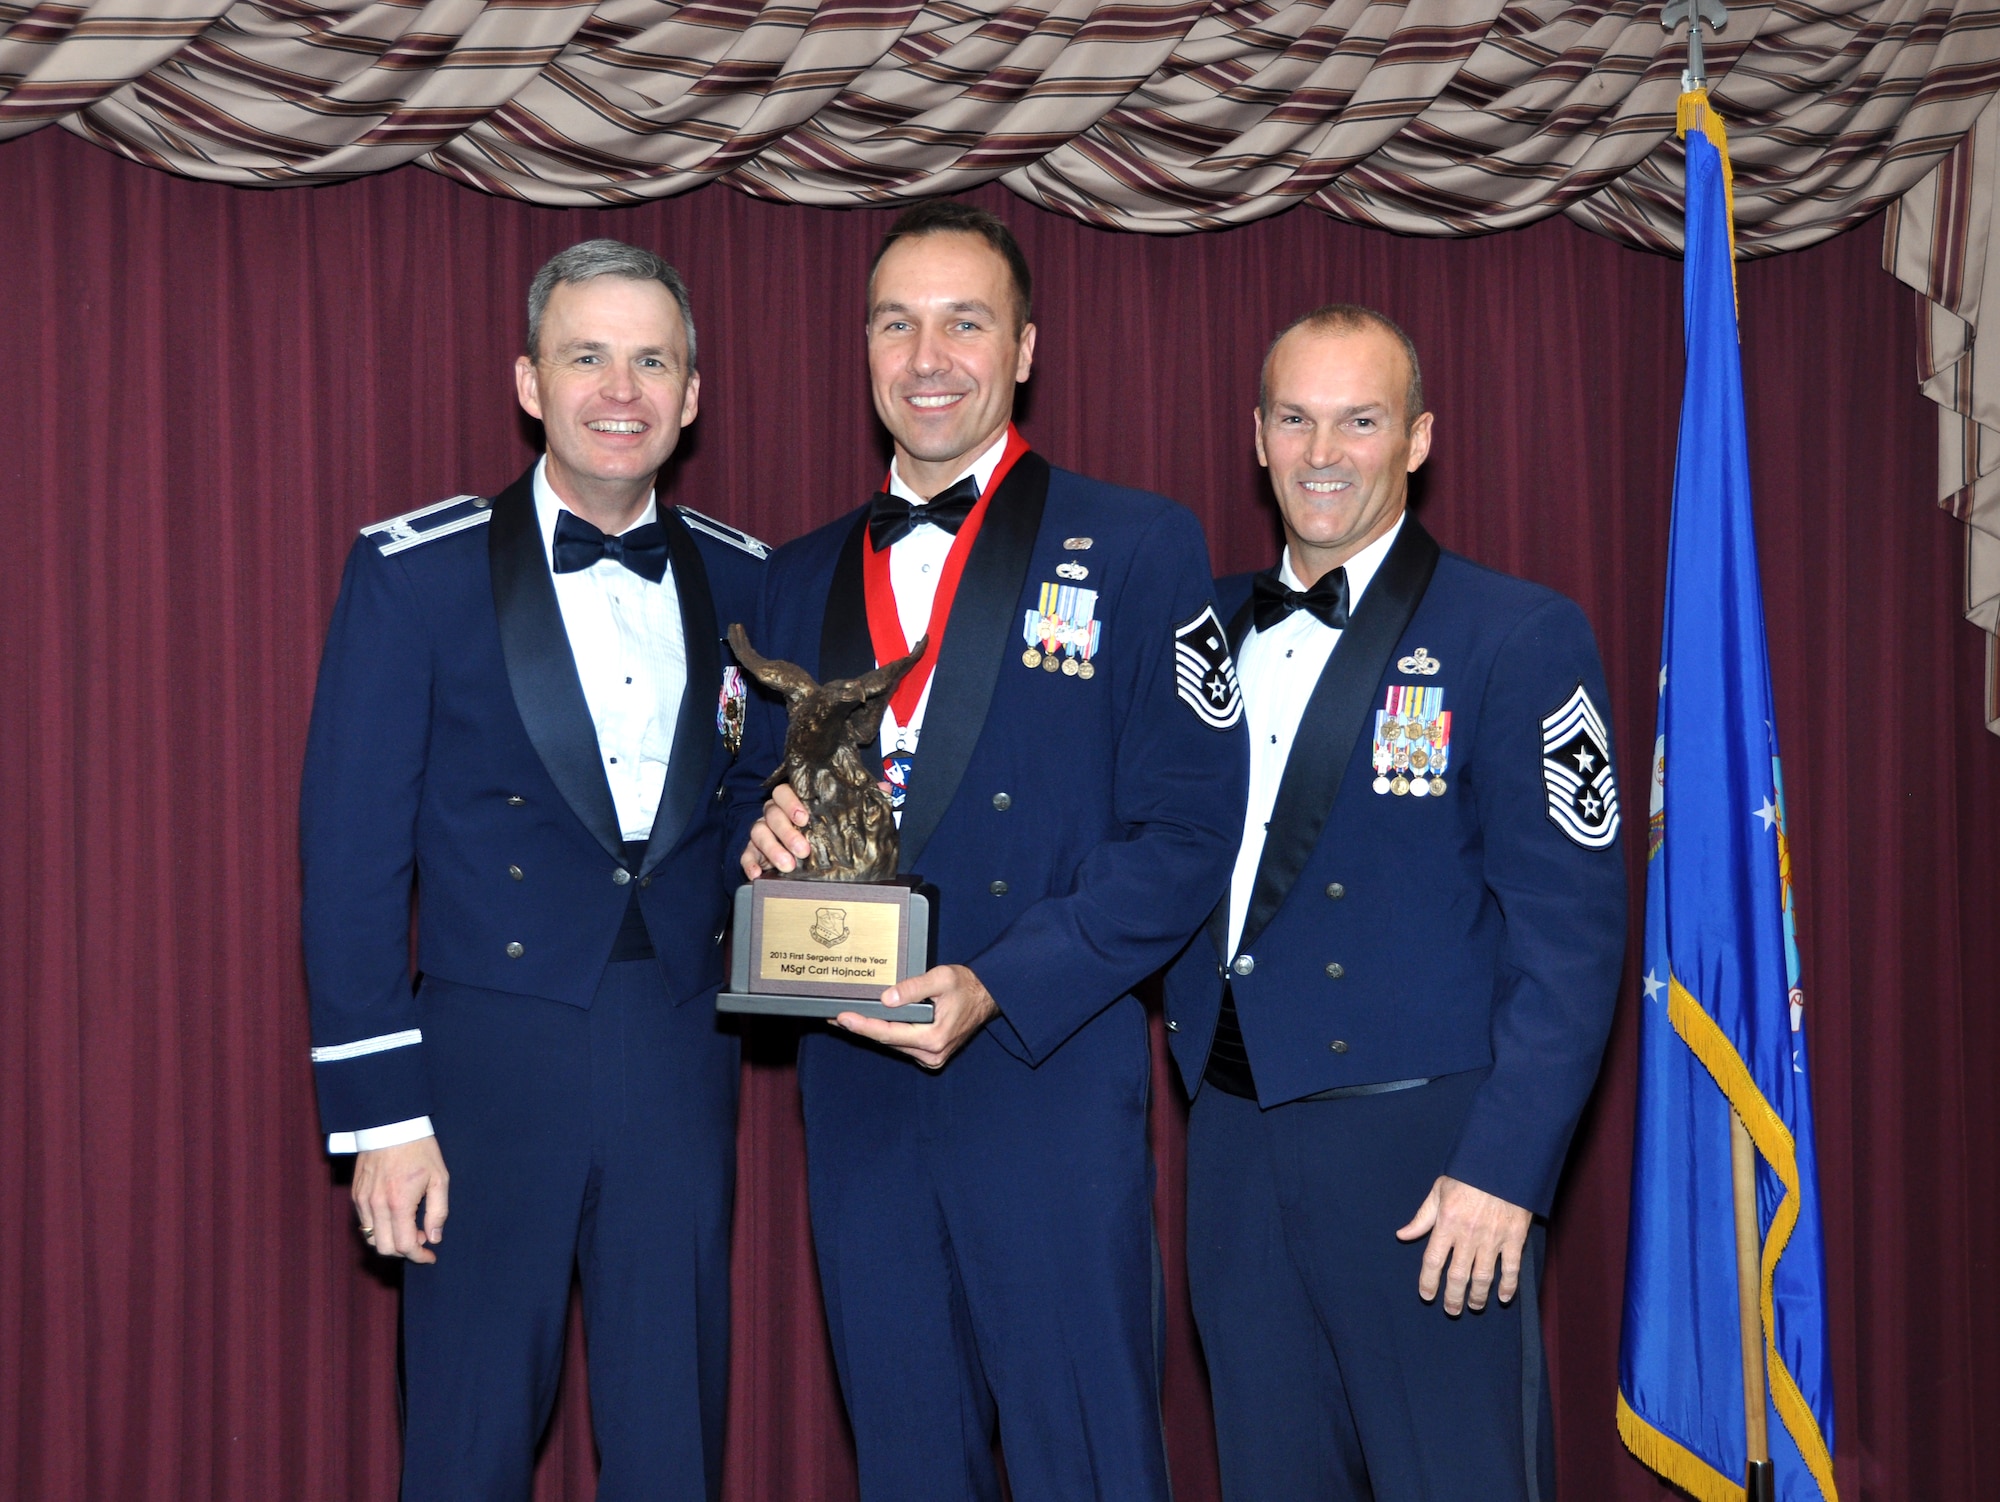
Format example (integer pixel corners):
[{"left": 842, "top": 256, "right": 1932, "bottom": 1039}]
[
  {"left": 641, "top": 510, "right": 721, "bottom": 875},
  {"left": 818, "top": 510, "right": 874, "bottom": 682},
  {"left": 895, "top": 453, "right": 1051, "bottom": 872},
  {"left": 489, "top": 468, "right": 625, "bottom": 863},
  {"left": 1236, "top": 518, "right": 1441, "bottom": 955},
  {"left": 1206, "top": 588, "right": 1261, "bottom": 962}
]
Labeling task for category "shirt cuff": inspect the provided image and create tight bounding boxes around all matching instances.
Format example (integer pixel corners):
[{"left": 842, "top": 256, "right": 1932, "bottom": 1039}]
[{"left": 327, "top": 1116, "right": 435, "bottom": 1155}]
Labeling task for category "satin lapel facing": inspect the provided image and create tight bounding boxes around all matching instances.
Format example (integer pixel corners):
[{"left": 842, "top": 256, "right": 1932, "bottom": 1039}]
[
  {"left": 1236, "top": 519, "right": 1440, "bottom": 955},
  {"left": 817, "top": 510, "right": 874, "bottom": 683},
  {"left": 1207, "top": 587, "right": 1262, "bottom": 962},
  {"left": 896, "top": 452, "right": 1050, "bottom": 872},
  {"left": 488, "top": 471, "right": 625, "bottom": 864},
  {"left": 641, "top": 511, "right": 721, "bottom": 875}
]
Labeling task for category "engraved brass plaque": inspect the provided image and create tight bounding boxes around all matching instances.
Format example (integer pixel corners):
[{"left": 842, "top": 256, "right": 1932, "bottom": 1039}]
[{"left": 753, "top": 888, "right": 906, "bottom": 995}]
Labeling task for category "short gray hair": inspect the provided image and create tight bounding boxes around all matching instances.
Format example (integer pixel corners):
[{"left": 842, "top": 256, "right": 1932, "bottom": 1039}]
[
  {"left": 1258, "top": 304, "right": 1424, "bottom": 427},
  {"left": 526, "top": 239, "right": 697, "bottom": 367}
]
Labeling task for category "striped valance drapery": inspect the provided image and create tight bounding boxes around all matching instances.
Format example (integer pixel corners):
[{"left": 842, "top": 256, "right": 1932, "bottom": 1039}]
[
  {"left": 5, "top": 0, "right": 2000, "bottom": 725},
  {"left": 0, "top": 0, "right": 1995, "bottom": 254}
]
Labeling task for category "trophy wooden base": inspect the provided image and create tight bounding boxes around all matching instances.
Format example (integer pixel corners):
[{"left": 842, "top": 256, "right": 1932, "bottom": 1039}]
[{"left": 714, "top": 876, "right": 936, "bottom": 1023}]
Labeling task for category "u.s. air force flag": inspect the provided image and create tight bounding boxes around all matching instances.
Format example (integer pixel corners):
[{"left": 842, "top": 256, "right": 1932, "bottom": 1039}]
[{"left": 1616, "top": 93, "right": 1838, "bottom": 1502}]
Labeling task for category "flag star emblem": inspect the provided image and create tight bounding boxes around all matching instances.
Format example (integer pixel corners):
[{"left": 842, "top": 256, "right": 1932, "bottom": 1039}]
[
  {"left": 1574, "top": 746, "right": 1598, "bottom": 773},
  {"left": 1755, "top": 797, "right": 1779, "bottom": 831},
  {"left": 1642, "top": 970, "right": 1665, "bottom": 1003},
  {"left": 1583, "top": 793, "right": 1603, "bottom": 818}
]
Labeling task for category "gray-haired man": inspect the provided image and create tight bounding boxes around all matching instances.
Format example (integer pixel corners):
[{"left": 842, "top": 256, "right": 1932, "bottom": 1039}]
[{"left": 301, "top": 240, "right": 769, "bottom": 1500}]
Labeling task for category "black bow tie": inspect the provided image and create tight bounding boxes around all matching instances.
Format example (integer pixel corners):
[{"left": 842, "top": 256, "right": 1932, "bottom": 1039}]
[
  {"left": 552, "top": 510, "right": 670, "bottom": 583},
  {"left": 1252, "top": 567, "right": 1350, "bottom": 632},
  {"left": 867, "top": 474, "right": 982, "bottom": 551}
]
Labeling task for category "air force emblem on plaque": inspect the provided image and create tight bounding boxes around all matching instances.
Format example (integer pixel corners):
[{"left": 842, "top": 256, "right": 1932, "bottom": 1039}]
[
  {"left": 809, "top": 907, "right": 850, "bottom": 949},
  {"left": 1174, "top": 605, "right": 1242, "bottom": 730},
  {"left": 1541, "top": 683, "right": 1619, "bottom": 848}
]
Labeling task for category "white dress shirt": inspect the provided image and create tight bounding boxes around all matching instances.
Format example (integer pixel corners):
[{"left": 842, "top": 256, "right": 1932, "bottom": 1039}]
[
  {"left": 533, "top": 458, "right": 688, "bottom": 842},
  {"left": 1225, "top": 516, "right": 1404, "bottom": 957},
  {"left": 329, "top": 458, "right": 689, "bottom": 1154},
  {"left": 875, "top": 429, "right": 1012, "bottom": 789}
]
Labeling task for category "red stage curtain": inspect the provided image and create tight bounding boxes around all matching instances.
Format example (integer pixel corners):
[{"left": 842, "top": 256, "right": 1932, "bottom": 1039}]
[{"left": 0, "top": 124, "right": 1994, "bottom": 1501}]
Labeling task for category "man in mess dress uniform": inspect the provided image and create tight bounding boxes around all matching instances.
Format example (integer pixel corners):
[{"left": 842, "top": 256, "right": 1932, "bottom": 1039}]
[
  {"left": 1163, "top": 306, "right": 1627, "bottom": 1501},
  {"left": 740, "top": 200, "right": 1249, "bottom": 1502},
  {"left": 301, "top": 241, "right": 767, "bottom": 1502}
]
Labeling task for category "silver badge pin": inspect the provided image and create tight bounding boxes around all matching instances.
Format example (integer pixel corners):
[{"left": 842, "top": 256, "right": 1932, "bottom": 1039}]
[
  {"left": 1063, "top": 537, "right": 1093, "bottom": 550},
  {"left": 1057, "top": 561, "right": 1088, "bottom": 580}
]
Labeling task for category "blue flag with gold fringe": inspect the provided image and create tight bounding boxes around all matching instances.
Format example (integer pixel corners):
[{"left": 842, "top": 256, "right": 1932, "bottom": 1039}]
[{"left": 1615, "top": 94, "right": 1839, "bottom": 1502}]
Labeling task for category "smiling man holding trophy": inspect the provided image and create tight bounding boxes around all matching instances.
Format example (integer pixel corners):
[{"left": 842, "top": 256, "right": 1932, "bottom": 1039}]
[{"left": 732, "top": 200, "right": 1248, "bottom": 1502}]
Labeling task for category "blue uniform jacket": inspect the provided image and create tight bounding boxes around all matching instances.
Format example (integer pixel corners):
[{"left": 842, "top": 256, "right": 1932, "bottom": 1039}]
[
  {"left": 302, "top": 467, "right": 768, "bottom": 1136},
  {"left": 1162, "top": 518, "right": 1627, "bottom": 1215},
  {"left": 733, "top": 452, "right": 1249, "bottom": 1065}
]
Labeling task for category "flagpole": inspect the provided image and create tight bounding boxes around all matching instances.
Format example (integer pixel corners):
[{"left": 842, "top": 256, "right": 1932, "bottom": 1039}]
[{"left": 1731, "top": 1111, "right": 1776, "bottom": 1502}]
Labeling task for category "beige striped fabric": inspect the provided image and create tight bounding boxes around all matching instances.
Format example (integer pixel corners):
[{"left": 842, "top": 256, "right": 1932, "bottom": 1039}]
[
  {"left": 1886, "top": 96, "right": 2000, "bottom": 733},
  {"left": 0, "top": 0, "right": 1997, "bottom": 257}
]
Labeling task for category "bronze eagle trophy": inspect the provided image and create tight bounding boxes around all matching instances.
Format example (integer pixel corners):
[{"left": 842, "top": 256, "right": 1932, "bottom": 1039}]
[{"left": 727, "top": 623, "right": 928, "bottom": 883}]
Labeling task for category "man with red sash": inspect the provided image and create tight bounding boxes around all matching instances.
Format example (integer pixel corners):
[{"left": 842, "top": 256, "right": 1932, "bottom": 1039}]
[{"left": 739, "top": 201, "right": 1248, "bottom": 1501}]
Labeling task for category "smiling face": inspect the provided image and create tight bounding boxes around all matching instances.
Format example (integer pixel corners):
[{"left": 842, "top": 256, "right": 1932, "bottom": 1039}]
[
  {"left": 866, "top": 231, "right": 1036, "bottom": 496},
  {"left": 514, "top": 275, "right": 700, "bottom": 525},
  {"left": 1255, "top": 322, "right": 1433, "bottom": 586}
]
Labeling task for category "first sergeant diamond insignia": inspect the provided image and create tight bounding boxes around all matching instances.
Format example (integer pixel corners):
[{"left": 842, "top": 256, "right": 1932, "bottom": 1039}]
[
  {"left": 1174, "top": 605, "right": 1242, "bottom": 730},
  {"left": 1541, "top": 683, "right": 1619, "bottom": 848}
]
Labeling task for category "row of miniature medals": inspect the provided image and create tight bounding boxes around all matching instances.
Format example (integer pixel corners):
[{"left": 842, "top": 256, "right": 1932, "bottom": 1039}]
[
  {"left": 1021, "top": 539, "right": 1101, "bottom": 678},
  {"left": 1373, "top": 678, "right": 1450, "bottom": 797}
]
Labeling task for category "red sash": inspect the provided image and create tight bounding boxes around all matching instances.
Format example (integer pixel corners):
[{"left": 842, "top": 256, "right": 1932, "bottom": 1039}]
[{"left": 863, "top": 425, "right": 1028, "bottom": 727}]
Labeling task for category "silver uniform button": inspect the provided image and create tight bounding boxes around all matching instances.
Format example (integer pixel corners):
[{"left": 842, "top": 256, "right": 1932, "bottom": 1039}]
[
  {"left": 1329, "top": 1039, "right": 1348, "bottom": 1053},
  {"left": 1326, "top": 882, "right": 1345, "bottom": 899},
  {"left": 990, "top": 880, "right": 1009, "bottom": 896},
  {"left": 505, "top": 941, "right": 524, "bottom": 959},
  {"left": 1325, "top": 962, "right": 1345, "bottom": 979},
  {"left": 1166, "top": 1019, "right": 1180, "bottom": 1032},
  {"left": 507, "top": 795, "right": 525, "bottom": 806},
  {"left": 1232, "top": 954, "right": 1255, "bottom": 977},
  {"left": 508, "top": 865, "right": 523, "bottom": 881},
  {"left": 992, "top": 792, "right": 1012, "bottom": 811},
  {"left": 612, "top": 868, "right": 632, "bottom": 886}
]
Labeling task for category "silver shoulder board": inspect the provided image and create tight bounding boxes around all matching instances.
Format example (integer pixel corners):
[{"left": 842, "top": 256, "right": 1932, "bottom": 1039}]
[
  {"left": 361, "top": 494, "right": 491, "bottom": 556},
  {"left": 678, "top": 506, "right": 771, "bottom": 559}
]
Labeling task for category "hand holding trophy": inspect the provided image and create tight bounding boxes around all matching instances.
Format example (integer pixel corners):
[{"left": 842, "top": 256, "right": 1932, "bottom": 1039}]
[{"left": 717, "top": 625, "right": 940, "bottom": 1022}]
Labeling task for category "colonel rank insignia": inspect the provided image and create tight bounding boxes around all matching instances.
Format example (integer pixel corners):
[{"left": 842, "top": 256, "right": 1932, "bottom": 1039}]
[
  {"left": 1173, "top": 605, "right": 1242, "bottom": 730},
  {"left": 1022, "top": 582, "right": 1103, "bottom": 678},
  {"left": 1541, "top": 683, "right": 1619, "bottom": 848},
  {"left": 717, "top": 665, "right": 746, "bottom": 756},
  {"left": 1373, "top": 685, "right": 1451, "bottom": 796}
]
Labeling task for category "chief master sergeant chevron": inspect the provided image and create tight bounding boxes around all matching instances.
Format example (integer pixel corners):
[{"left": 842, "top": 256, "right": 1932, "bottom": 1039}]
[
  {"left": 300, "top": 240, "right": 767, "bottom": 1502},
  {"left": 1164, "top": 305, "right": 1627, "bottom": 1501},
  {"left": 742, "top": 200, "right": 1250, "bottom": 1502}
]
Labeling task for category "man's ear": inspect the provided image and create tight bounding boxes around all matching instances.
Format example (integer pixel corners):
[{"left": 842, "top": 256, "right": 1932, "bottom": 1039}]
[
  {"left": 514, "top": 354, "right": 544, "bottom": 422},
  {"left": 1406, "top": 410, "right": 1435, "bottom": 472},
  {"left": 1014, "top": 322, "right": 1037, "bottom": 384}
]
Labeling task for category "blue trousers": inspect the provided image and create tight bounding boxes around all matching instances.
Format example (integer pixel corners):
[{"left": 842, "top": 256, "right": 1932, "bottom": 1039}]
[
  {"left": 399, "top": 961, "right": 737, "bottom": 1502},
  {"left": 798, "top": 998, "right": 1171, "bottom": 1502},
  {"left": 1186, "top": 1071, "right": 1554, "bottom": 1502}
]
